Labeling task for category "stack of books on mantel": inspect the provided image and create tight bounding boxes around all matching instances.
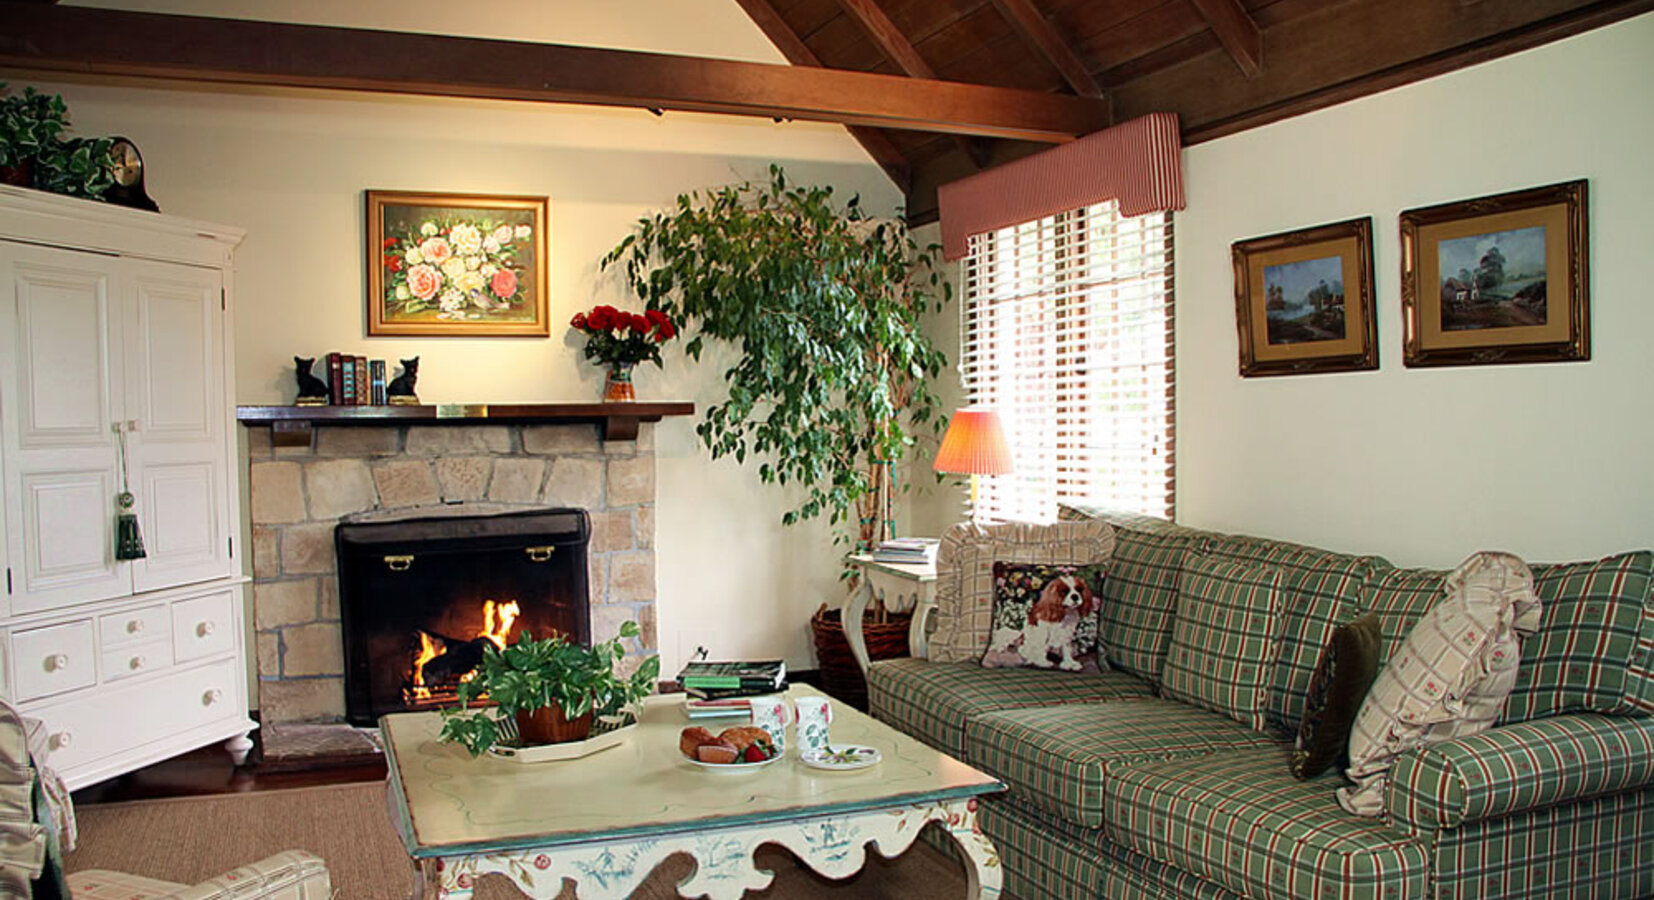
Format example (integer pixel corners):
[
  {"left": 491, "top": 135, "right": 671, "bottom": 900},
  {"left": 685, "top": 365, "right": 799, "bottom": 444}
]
[
  {"left": 678, "top": 660, "right": 786, "bottom": 716},
  {"left": 870, "top": 537, "right": 940, "bottom": 565}
]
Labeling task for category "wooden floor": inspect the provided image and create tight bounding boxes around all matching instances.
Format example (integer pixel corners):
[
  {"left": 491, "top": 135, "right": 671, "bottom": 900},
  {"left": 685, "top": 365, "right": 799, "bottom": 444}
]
[{"left": 70, "top": 734, "right": 387, "bottom": 806}]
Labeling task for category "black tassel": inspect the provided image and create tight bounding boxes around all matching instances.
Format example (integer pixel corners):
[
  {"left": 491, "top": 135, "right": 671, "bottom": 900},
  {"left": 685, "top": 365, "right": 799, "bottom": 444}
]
[{"left": 115, "top": 491, "right": 146, "bottom": 560}]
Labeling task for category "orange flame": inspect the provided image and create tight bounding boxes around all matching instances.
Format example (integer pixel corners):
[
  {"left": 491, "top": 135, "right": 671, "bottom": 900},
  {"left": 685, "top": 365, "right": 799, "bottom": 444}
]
[
  {"left": 478, "top": 600, "right": 520, "bottom": 649},
  {"left": 410, "top": 631, "right": 440, "bottom": 700}
]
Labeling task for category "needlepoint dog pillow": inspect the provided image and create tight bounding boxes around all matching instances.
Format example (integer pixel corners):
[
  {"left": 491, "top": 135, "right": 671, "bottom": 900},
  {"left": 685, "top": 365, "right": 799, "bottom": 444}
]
[{"left": 981, "top": 562, "right": 1107, "bottom": 671}]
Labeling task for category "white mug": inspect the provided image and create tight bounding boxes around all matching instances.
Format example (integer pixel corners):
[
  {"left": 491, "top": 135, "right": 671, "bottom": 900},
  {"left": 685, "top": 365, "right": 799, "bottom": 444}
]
[
  {"left": 794, "top": 696, "right": 833, "bottom": 754},
  {"left": 748, "top": 696, "right": 788, "bottom": 754}
]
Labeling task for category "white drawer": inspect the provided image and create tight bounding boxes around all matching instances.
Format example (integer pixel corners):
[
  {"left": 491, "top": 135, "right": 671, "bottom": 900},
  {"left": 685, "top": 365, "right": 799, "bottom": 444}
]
[
  {"left": 172, "top": 591, "right": 235, "bottom": 662},
  {"left": 12, "top": 620, "right": 96, "bottom": 701},
  {"left": 35, "top": 657, "right": 242, "bottom": 774},
  {"left": 99, "top": 638, "right": 172, "bottom": 683},
  {"left": 100, "top": 605, "right": 170, "bottom": 648}
]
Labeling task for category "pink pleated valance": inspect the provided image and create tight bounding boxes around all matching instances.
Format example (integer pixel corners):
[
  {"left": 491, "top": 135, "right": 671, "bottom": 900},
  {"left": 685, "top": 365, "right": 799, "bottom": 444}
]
[{"left": 938, "top": 112, "right": 1185, "bottom": 260}]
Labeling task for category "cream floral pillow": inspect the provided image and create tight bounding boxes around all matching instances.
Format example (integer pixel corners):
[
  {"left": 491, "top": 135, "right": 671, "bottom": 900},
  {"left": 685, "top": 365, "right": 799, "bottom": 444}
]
[
  {"left": 1338, "top": 551, "right": 1541, "bottom": 817},
  {"left": 928, "top": 520, "right": 1115, "bottom": 663}
]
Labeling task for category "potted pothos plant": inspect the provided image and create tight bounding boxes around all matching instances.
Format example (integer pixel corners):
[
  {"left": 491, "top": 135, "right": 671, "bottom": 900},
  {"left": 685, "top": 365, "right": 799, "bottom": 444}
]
[
  {"left": 601, "top": 165, "right": 951, "bottom": 555},
  {"left": 438, "top": 621, "right": 660, "bottom": 757},
  {"left": 0, "top": 83, "right": 113, "bottom": 198}
]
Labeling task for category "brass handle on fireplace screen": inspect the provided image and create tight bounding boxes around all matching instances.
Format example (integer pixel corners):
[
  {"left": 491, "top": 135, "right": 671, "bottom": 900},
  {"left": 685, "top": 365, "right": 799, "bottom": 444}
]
[
  {"left": 525, "top": 546, "right": 555, "bottom": 563},
  {"left": 384, "top": 554, "right": 414, "bottom": 572}
]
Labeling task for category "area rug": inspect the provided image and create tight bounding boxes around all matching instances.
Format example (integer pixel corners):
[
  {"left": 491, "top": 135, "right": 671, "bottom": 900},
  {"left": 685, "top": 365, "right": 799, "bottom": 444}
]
[{"left": 67, "top": 780, "right": 969, "bottom": 899}]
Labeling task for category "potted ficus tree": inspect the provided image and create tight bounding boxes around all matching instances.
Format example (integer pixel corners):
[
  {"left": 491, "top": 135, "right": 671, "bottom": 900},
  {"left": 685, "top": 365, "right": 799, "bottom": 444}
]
[
  {"left": 438, "top": 621, "right": 660, "bottom": 757},
  {"left": 601, "top": 165, "right": 951, "bottom": 697}
]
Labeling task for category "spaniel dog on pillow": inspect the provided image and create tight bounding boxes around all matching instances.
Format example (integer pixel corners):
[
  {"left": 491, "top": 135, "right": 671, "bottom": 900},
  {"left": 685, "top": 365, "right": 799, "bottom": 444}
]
[{"left": 981, "top": 563, "right": 1103, "bottom": 671}]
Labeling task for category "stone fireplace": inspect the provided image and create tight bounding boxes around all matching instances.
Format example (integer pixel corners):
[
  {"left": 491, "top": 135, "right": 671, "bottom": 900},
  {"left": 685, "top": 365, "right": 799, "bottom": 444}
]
[{"left": 244, "top": 423, "right": 658, "bottom": 724}]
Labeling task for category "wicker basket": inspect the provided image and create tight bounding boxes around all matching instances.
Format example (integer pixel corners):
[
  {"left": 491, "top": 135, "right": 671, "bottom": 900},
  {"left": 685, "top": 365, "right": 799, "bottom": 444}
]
[{"left": 810, "top": 603, "right": 911, "bottom": 711}]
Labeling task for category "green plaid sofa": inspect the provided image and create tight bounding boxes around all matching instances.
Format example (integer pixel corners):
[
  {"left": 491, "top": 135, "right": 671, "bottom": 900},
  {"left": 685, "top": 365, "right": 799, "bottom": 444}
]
[{"left": 867, "top": 513, "right": 1654, "bottom": 900}]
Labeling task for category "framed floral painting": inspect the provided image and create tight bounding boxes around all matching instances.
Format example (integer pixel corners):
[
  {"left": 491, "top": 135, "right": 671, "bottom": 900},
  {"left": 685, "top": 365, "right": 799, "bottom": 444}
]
[
  {"left": 1232, "top": 217, "right": 1377, "bottom": 377},
  {"left": 1400, "top": 179, "right": 1588, "bottom": 367},
  {"left": 366, "top": 191, "right": 549, "bottom": 337}
]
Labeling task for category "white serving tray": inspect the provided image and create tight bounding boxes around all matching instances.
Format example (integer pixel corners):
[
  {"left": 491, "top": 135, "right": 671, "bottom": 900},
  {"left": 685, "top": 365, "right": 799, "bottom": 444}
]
[{"left": 486, "top": 712, "right": 637, "bottom": 764}]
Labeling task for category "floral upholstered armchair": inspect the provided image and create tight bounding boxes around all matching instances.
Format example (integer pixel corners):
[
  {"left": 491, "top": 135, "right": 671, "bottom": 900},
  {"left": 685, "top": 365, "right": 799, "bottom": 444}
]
[{"left": 0, "top": 699, "right": 332, "bottom": 899}]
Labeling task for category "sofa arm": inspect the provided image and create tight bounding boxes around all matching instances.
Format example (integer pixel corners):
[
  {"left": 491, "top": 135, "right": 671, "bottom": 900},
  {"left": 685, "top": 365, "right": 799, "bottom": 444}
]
[
  {"left": 1386, "top": 713, "right": 1654, "bottom": 833},
  {"left": 167, "top": 849, "right": 332, "bottom": 900}
]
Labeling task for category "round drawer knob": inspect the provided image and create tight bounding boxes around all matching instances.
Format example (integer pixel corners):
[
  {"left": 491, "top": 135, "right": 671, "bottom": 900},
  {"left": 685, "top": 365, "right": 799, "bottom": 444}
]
[
  {"left": 45, "top": 653, "right": 69, "bottom": 672},
  {"left": 127, "top": 619, "right": 145, "bottom": 634},
  {"left": 203, "top": 688, "right": 224, "bottom": 706},
  {"left": 51, "top": 732, "right": 72, "bottom": 750},
  {"left": 129, "top": 655, "right": 146, "bottom": 671},
  {"left": 197, "top": 620, "right": 216, "bottom": 638}
]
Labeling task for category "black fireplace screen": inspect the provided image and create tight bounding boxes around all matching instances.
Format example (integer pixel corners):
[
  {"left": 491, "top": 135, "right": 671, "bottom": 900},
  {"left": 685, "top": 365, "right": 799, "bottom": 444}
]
[{"left": 335, "top": 506, "right": 591, "bottom": 725}]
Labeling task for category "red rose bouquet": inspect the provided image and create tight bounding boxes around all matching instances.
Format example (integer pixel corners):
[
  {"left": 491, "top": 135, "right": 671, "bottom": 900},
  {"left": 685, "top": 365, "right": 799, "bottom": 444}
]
[{"left": 569, "top": 305, "right": 677, "bottom": 367}]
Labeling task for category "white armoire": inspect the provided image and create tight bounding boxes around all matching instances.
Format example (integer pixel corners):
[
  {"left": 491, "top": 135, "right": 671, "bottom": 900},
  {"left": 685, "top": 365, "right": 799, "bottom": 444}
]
[{"left": 0, "top": 185, "right": 254, "bottom": 790}]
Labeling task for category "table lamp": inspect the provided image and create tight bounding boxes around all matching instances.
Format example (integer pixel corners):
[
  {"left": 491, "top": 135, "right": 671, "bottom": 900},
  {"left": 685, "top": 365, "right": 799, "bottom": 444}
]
[{"left": 933, "top": 407, "right": 1012, "bottom": 511}]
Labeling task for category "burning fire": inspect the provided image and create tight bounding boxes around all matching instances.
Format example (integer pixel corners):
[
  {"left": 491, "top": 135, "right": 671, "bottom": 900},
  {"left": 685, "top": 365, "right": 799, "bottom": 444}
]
[{"left": 409, "top": 599, "right": 523, "bottom": 701}]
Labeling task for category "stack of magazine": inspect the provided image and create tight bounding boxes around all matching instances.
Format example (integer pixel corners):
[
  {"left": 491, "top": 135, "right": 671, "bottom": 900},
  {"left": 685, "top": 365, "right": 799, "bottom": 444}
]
[
  {"left": 870, "top": 537, "right": 940, "bottom": 564},
  {"left": 678, "top": 659, "right": 787, "bottom": 718}
]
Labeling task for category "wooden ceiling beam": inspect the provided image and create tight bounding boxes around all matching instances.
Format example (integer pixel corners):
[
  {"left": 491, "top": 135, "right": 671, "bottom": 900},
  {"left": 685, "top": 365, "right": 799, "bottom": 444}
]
[
  {"left": 0, "top": 3, "right": 1109, "bottom": 143},
  {"left": 1186, "top": 0, "right": 1264, "bottom": 77},
  {"left": 733, "top": 0, "right": 913, "bottom": 192},
  {"left": 987, "top": 0, "right": 1105, "bottom": 98},
  {"left": 831, "top": 0, "right": 991, "bottom": 168}
]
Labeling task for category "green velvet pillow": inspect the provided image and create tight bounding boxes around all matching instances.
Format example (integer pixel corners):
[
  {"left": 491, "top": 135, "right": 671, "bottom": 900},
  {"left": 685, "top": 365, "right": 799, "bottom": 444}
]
[{"left": 1291, "top": 612, "right": 1382, "bottom": 780}]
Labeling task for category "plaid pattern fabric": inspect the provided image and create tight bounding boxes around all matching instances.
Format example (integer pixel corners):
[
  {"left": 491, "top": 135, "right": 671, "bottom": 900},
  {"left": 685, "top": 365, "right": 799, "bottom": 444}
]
[
  {"left": 1161, "top": 554, "right": 1287, "bottom": 731},
  {"left": 1358, "top": 564, "right": 1449, "bottom": 661},
  {"left": 865, "top": 657, "right": 1153, "bottom": 757},
  {"left": 1500, "top": 550, "right": 1654, "bottom": 724},
  {"left": 1386, "top": 713, "right": 1654, "bottom": 833},
  {"left": 1201, "top": 535, "right": 1381, "bottom": 736},
  {"left": 1105, "top": 745, "right": 1429, "bottom": 900},
  {"left": 1340, "top": 552, "right": 1541, "bottom": 817},
  {"left": 1098, "top": 526, "right": 1200, "bottom": 684},
  {"left": 69, "top": 851, "right": 333, "bottom": 900},
  {"left": 65, "top": 869, "right": 188, "bottom": 899},
  {"left": 1427, "top": 786, "right": 1654, "bottom": 900},
  {"left": 963, "top": 697, "right": 1276, "bottom": 827},
  {"left": 928, "top": 520, "right": 1116, "bottom": 663},
  {"left": 980, "top": 794, "right": 1244, "bottom": 900}
]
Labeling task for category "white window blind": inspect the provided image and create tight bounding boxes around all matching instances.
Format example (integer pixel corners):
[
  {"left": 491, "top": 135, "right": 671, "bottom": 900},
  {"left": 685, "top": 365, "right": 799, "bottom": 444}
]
[{"left": 960, "top": 200, "right": 1174, "bottom": 524}]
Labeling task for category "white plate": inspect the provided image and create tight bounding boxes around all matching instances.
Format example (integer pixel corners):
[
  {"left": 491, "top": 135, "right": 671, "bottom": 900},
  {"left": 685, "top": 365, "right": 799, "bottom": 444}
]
[
  {"left": 799, "top": 745, "right": 882, "bottom": 771},
  {"left": 683, "top": 752, "right": 782, "bottom": 773}
]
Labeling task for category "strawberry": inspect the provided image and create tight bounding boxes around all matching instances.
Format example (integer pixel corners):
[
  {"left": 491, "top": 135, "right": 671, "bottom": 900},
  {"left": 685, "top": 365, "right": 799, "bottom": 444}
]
[{"left": 744, "top": 743, "right": 768, "bottom": 763}]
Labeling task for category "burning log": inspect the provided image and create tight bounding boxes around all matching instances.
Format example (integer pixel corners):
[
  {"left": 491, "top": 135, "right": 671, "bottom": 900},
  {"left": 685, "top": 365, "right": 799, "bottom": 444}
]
[{"left": 406, "top": 599, "right": 524, "bottom": 701}]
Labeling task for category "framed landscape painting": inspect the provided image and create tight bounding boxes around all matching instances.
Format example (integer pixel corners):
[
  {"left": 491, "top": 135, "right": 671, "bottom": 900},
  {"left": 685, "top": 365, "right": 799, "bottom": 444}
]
[
  {"left": 1232, "top": 217, "right": 1377, "bottom": 377},
  {"left": 1400, "top": 179, "right": 1588, "bottom": 367},
  {"left": 366, "top": 190, "right": 549, "bottom": 337}
]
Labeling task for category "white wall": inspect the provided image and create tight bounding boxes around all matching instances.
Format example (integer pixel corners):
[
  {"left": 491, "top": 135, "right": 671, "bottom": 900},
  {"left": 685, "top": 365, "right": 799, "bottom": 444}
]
[
  {"left": 1176, "top": 14, "right": 1654, "bottom": 567},
  {"left": 10, "top": 0, "right": 905, "bottom": 677}
]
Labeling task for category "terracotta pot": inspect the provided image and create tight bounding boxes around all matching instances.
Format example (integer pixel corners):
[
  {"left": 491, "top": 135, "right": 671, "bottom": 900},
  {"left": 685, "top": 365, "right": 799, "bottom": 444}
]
[
  {"left": 0, "top": 161, "right": 32, "bottom": 188},
  {"left": 515, "top": 704, "right": 593, "bottom": 746}
]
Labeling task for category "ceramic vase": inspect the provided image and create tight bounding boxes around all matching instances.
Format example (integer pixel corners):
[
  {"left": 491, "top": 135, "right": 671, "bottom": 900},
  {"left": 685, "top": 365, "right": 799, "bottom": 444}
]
[{"left": 603, "top": 362, "right": 636, "bottom": 402}]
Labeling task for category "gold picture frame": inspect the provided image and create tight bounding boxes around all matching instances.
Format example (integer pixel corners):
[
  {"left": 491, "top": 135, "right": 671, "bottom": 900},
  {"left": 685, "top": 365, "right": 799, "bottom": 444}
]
[
  {"left": 1232, "top": 217, "right": 1377, "bottom": 377},
  {"left": 366, "top": 190, "right": 550, "bottom": 337},
  {"left": 1400, "top": 179, "right": 1588, "bottom": 367}
]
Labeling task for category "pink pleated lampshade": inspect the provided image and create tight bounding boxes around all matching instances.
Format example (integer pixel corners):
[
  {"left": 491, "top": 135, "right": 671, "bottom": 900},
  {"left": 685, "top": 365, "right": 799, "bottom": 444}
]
[{"left": 933, "top": 408, "right": 1012, "bottom": 476}]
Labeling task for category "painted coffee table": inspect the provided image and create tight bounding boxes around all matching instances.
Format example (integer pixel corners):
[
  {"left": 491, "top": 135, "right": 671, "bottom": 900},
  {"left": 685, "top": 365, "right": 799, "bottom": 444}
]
[{"left": 381, "top": 685, "right": 1005, "bottom": 899}]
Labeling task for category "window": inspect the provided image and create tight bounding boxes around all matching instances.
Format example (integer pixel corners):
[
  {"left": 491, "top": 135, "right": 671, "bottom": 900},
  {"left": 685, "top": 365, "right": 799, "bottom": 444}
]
[{"left": 959, "top": 200, "right": 1174, "bottom": 523}]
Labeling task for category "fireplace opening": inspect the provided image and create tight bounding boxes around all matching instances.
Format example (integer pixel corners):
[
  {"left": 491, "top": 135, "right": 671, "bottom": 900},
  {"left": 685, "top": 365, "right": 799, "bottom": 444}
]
[{"left": 335, "top": 506, "right": 591, "bottom": 725}]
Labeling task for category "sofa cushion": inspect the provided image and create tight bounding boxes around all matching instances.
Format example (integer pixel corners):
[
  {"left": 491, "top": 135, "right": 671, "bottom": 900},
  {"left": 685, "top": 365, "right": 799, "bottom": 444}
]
[
  {"left": 1162, "top": 554, "right": 1286, "bottom": 731},
  {"left": 1201, "top": 535, "right": 1381, "bottom": 736},
  {"left": 1340, "top": 551, "right": 1541, "bottom": 817},
  {"left": 1292, "top": 612, "right": 1381, "bottom": 780},
  {"left": 981, "top": 561, "right": 1106, "bottom": 671},
  {"left": 1500, "top": 550, "right": 1654, "bottom": 723},
  {"left": 964, "top": 698, "right": 1276, "bottom": 827},
  {"left": 928, "top": 520, "right": 1116, "bottom": 664},
  {"left": 1106, "top": 745, "right": 1430, "bottom": 900},
  {"left": 1359, "top": 564, "right": 1450, "bottom": 659},
  {"left": 865, "top": 657, "right": 1153, "bottom": 758}
]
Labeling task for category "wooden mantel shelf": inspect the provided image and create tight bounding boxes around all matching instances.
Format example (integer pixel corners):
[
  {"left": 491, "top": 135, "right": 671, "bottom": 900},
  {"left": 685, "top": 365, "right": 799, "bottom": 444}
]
[{"left": 236, "top": 402, "right": 695, "bottom": 446}]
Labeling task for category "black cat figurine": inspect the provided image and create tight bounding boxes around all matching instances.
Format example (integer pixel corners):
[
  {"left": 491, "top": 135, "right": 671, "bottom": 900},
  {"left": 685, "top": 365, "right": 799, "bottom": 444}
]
[
  {"left": 386, "top": 357, "right": 419, "bottom": 405},
  {"left": 293, "top": 356, "right": 330, "bottom": 405}
]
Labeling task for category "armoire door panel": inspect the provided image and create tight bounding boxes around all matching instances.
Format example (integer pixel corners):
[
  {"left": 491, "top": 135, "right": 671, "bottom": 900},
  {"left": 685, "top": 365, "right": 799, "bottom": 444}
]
[
  {"left": 128, "top": 270, "right": 216, "bottom": 443},
  {"left": 132, "top": 461, "right": 222, "bottom": 588},
  {"left": 16, "top": 470, "right": 125, "bottom": 611},
  {"left": 11, "top": 260, "right": 115, "bottom": 447}
]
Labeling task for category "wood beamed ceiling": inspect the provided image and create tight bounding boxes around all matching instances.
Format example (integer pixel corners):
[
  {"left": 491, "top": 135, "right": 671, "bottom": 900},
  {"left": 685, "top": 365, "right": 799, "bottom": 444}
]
[{"left": 1, "top": 0, "right": 1651, "bottom": 222}]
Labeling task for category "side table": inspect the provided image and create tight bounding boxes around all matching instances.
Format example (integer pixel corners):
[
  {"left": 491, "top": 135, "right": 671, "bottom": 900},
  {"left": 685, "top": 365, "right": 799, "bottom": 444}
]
[{"left": 843, "top": 553, "right": 937, "bottom": 674}]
